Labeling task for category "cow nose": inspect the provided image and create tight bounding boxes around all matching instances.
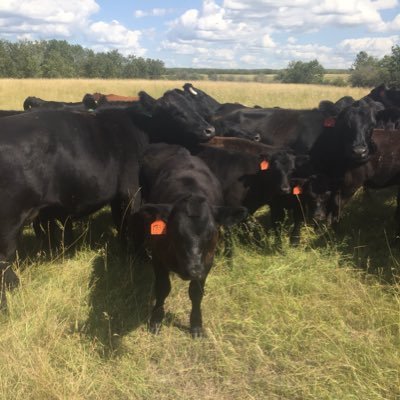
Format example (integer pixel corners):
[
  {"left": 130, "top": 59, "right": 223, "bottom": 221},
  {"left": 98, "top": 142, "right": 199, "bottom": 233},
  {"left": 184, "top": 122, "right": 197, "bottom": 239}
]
[
  {"left": 253, "top": 134, "right": 261, "bottom": 142},
  {"left": 281, "top": 185, "right": 291, "bottom": 194},
  {"left": 352, "top": 146, "right": 368, "bottom": 158},
  {"left": 204, "top": 126, "right": 215, "bottom": 138}
]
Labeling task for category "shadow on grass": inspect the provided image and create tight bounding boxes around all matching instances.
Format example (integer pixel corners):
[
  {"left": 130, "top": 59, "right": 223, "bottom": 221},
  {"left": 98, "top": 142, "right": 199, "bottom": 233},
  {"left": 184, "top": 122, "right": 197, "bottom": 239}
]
[
  {"left": 84, "top": 247, "right": 154, "bottom": 356},
  {"left": 309, "top": 187, "right": 400, "bottom": 282}
]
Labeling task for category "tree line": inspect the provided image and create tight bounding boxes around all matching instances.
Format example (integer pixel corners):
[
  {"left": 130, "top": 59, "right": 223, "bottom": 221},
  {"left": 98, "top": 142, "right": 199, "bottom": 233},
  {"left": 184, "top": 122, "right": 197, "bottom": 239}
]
[
  {"left": 0, "top": 39, "right": 165, "bottom": 79},
  {"left": 276, "top": 45, "right": 400, "bottom": 87},
  {"left": 0, "top": 39, "right": 398, "bottom": 87}
]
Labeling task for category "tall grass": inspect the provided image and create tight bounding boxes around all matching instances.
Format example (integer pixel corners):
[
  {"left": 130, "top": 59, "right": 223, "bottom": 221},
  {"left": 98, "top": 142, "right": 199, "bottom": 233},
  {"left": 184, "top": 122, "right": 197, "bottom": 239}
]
[
  {"left": 0, "top": 80, "right": 399, "bottom": 399},
  {"left": 0, "top": 78, "right": 369, "bottom": 110}
]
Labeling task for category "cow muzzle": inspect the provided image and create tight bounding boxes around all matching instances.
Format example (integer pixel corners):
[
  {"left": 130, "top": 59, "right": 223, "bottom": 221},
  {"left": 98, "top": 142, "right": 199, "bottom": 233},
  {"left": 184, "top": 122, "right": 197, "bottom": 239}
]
[{"left": 351, "top": 145, "right": 369, "bottom": 162}]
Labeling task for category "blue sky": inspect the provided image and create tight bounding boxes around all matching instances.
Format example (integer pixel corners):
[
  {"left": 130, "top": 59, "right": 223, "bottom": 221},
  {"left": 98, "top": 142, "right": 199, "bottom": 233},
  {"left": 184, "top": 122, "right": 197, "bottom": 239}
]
[{"left": 0, "top": 0, "right": 399, "bottom": 69}]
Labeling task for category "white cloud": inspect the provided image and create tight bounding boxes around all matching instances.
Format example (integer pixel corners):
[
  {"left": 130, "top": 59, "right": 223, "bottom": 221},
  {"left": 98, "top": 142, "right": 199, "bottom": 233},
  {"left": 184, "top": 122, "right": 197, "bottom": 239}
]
[
  {"left": 338, "top": 35, "right": 399, "bottom": 58},
  {"left": 88, "top": 20, "right": 146, "bottom": 56},
  {"left": 0, "top": 0, "right": 99, "bottom": 37},
  {"left": 262, "top": 34, "right": 276, "bottom": 48},
  {"left": 134, "top": 8, "right": 172, "bottom": 18}
]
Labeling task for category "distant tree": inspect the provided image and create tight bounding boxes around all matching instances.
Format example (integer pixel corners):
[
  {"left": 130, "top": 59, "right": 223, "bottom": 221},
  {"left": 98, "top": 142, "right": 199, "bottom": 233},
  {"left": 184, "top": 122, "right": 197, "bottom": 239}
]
[
  {"left": 384, "top": 45, "right": 400, "bottom": 86},
  {"left": 277, "top": 59, "right": 325, "bottom": 84},
  {"left": 349, "top": 51, "right": 389, "bottom": 87}
]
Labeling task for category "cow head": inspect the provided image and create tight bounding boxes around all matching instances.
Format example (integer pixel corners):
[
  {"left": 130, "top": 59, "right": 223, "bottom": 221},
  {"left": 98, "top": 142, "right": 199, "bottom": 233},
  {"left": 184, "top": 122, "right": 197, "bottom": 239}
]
[
  {"left": 266, "top": 151, "right": 299, "bottom": 195},
  {"left": 301, "top": 174, "right": 334, "bottom": 223},
  {"left": 82, "top": 94, "right": 97, "bottom": 110},
  {"left": 182, "top": 83, "right": 221, "bottom": 119},
  {"left": 335, "top": 100, "right": 378, "bottom": 163},
  {"left": 139, "top": 195, "right": 247, "bottom": 281},
  {"left": 144, "top": 89, "right": 216, "bottom": 146}
]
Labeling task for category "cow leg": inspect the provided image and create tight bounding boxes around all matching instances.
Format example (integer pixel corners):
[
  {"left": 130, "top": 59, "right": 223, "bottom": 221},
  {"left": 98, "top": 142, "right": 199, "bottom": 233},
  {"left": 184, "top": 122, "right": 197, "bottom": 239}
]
[
  {"left": 149, "top": 266, "right": 171, "bottom": 334},
  {"left": 395, "top": 187, "right": 400, "bottom": 241},
  {"left": 270, "top": 203, "right": 285, "bottom": 249},
  {"left": 290, "top": 201, "right": 304, "bottom": 246},
  {"left": 189, "top": 279, "right": 206, "bottom": 338},
  {"left": 61, "top": 217, "right": 74, "bottom": 251},
  {"left": 0, "top": 229, "right": 21, "bottom": 310},
  {"left": 223, "top": 227, "right": 234, "bottom": 262}
]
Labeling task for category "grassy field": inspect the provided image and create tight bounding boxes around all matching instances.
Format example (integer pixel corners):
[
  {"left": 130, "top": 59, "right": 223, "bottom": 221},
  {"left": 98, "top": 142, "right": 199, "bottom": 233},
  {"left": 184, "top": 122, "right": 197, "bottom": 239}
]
[
  {"left": 0, "top": 80, "right": 399, "bottom": 400},
  {"left": 0, "top": 78, "right": 367, "bottom": 110}
]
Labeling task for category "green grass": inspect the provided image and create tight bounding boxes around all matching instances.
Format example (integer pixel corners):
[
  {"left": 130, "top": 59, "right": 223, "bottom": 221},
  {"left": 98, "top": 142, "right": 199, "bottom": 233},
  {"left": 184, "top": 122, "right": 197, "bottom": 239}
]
[{"left": 0, "top": 80, "right": 399, "bottom": 399}]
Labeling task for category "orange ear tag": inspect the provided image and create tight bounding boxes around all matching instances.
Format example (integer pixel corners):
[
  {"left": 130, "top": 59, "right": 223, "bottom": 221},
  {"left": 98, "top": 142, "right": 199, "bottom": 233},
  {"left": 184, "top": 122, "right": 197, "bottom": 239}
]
[
  {"left": 150, "top": 220, "right": 167, "bottom": 235},
  {"left": 323, "top": 117, "right": 336, "bottom": 127},
  {"left": 260, "top": 160, "right": 269, "bottom": 170},
  {"left": 293, "top": 186, "right": 302, "bottom": 195}
]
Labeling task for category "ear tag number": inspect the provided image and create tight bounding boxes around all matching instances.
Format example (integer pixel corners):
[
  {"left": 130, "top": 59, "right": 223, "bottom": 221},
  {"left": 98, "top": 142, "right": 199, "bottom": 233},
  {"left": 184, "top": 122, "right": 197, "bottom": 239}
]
[
  {"left": 151, "top": 220, "right": 167, "bottom": 235},
  {"left": 260, "top": 160, "right": 269, "bottom": 170},
  {"left": 293, "top": 186, "right": 302, "bottom": 195},
  {"left": 323, "top": 117, "right": 336, "bottom": 127}
]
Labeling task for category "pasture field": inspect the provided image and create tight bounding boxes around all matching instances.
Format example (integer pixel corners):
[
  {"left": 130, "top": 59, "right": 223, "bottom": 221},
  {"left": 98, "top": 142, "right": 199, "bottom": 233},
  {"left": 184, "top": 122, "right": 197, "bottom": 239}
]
[{"left": 0, "top": 80, "right": 399, "bottom": 400}]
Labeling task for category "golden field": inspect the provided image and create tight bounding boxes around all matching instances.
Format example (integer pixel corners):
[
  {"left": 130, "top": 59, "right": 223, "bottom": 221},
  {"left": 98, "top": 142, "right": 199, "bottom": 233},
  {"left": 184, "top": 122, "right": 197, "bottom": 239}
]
[{"left": 0, "top": 78, "right": 369, "bottom": 110}]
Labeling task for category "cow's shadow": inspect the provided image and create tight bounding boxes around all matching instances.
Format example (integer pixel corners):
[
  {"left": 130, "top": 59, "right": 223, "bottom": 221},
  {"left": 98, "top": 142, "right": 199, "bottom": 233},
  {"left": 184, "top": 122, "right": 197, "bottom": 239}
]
[{"left": 84, "top": 245, "right": 154, "bottom": 355}]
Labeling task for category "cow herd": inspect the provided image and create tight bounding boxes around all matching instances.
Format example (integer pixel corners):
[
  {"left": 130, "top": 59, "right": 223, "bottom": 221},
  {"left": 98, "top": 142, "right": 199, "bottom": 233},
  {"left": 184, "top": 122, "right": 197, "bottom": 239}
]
[{"left": 0, "top": 83, "right": 399, "bottom": 338}]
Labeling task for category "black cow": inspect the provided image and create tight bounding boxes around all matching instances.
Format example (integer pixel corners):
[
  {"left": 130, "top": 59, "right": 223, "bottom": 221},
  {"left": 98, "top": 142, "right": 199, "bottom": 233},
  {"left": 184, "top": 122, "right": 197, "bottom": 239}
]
[
  {"left": 211, "top": 100, "right": 378, "bottom": 160},
  {"left": 311, "top": 129, "right": 400, "bottom": 234},
  {"left": 191, "top": 137, "right": 315, "bottom": 247},
  {"left": 0, "top": 88, "right": 217, "bottom": 308},
  {"left": 135, "top": 143, "right": 247, "bottom": 337},
  {"left": 182, "top": 82, "right": 221, "bottom": 119},
  {"left": 365, "top": 84, "right": 400, "bottom": 108},
  {"left": 0, "top": 110, "right": 25, "bottom": 117},
  {"left": 376, "top": 107, "right": 400, "bottom": 129},
  {"left": 23, "top": 95, "right": 97, "bottom": 111}
]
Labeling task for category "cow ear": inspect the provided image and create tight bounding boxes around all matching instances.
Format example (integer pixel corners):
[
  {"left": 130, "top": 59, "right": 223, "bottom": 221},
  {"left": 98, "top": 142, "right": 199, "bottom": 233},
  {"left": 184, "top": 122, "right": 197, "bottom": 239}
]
[
  {"left": 138, "top": 204, "right": 172, "bottom": 221},
  {"left": 213, "top": 206, "right": 248, "bottom": 227},
  {"left": 138, "top": 91, "right": 157, "bottom": 112}
]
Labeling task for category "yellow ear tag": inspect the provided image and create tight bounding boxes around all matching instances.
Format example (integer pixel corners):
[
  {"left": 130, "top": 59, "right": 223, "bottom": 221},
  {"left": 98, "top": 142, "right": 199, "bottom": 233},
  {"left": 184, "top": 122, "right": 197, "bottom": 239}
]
[
  {"left": 150, "top": 220, "right": 167, "bottom": 235},
  {"left": 260, "top": 160, "right": 269, "bottom": 170}
]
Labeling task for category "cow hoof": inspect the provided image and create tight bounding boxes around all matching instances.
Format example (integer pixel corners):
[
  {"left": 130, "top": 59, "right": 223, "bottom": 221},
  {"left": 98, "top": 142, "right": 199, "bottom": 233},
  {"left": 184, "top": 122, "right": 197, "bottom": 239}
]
[
  {"left": 190, "top": 327, "right": 204, "bottom": 339},
  {"left": 148, "top": 321, "right": 162, "bottom": 335}
]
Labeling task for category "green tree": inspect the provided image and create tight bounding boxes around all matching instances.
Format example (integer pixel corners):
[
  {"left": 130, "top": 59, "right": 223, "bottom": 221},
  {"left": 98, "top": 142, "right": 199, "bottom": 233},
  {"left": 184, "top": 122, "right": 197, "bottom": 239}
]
[
  {"left": 385, "top": 45, "right": 400, "bottom": 86},
  {"left": 349, "top": 51, "right": 388, "bottom": 87},
  {"left": 277, "top": 59, "right": 325, "bottom": 84}
]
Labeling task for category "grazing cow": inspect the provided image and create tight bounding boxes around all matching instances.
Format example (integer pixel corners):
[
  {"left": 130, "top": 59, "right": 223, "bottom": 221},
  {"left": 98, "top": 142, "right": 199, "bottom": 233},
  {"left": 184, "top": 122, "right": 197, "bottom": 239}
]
[
  {"left": 23, "top": 95, "right": 97, "bottom": 111},
  {"left": 0, "top": 88, "right": 217, "bottom": 308},
  {"left": 135, "top": 143, "right": 247, "bottom": 337}
]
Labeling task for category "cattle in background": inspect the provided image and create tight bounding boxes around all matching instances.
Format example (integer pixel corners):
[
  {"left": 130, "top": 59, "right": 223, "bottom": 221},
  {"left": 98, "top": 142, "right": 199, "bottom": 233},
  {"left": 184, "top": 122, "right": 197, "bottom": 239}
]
[
  {"left": 181, "top": 83, "right": 262, "bottom": 141},
  {"left": 0, "top": 88, "right": 217, "bottom": 308},
  {"left": 192, "top": 137, "right": 316, "bottom": 247},
  {"left": 365, "top": 84, "right": 400, "bottom": 108},
  {"left": 376, "top": 107, "right": 400, "bottom": 130},
  {"left": 310, "top": 129, "right": 400, "bottom": 236},
  {"left": 92, "top": 92, "right": 140, "bottom": 103},
  {"left": 135, "top": 143, "right": 247, "bottom": 337},
  {"left": 23, "top": 95, "right": 97, "bottom": 111},
  {"left": 214, "top": 100, "right": 378, "bottom": 167}
]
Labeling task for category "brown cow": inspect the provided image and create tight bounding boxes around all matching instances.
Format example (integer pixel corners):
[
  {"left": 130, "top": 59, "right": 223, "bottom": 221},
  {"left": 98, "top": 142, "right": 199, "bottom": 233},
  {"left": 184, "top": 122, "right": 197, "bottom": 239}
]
[{"left": 91, "top": 92, "right": 140, "bottom": 106}]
